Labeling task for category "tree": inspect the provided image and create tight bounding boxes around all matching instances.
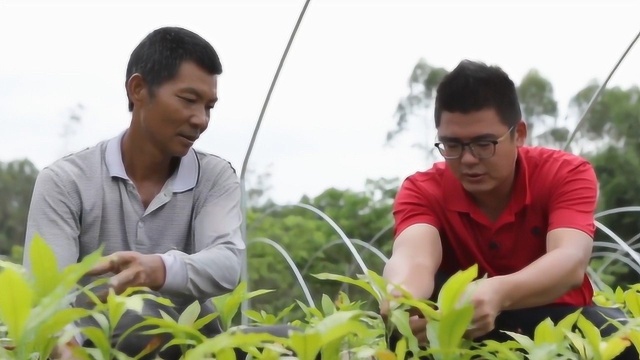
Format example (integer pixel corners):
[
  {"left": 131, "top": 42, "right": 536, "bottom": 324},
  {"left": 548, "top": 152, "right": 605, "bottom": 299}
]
[
  {"left": 0, "top": 159, "right": 39, "bottom": 256},
  {"left": 517, "top": 69, "right": 565, "bottom": 147},
  {"left": 386, "top": 58, "right": 448, "bottom": 160}
]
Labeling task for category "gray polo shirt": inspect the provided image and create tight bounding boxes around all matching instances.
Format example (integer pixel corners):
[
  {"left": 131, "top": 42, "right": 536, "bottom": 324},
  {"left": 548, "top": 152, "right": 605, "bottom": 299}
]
[{"left": 23, "top": 132, "right": 245, "bottom": 305}]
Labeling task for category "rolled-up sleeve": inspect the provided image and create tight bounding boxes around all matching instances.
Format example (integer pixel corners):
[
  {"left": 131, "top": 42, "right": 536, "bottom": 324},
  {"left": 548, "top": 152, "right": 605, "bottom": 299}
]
[{"left": 160, "top": 164, "right": 244, "bottom": 299}]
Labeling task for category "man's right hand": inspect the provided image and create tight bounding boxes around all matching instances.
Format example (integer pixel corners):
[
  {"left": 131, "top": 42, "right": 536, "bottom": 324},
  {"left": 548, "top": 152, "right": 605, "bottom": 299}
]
[
  {"left": 380, "top": 286, "right": 429, "bottom": 346},
  {"left": 51, "top": 338, "right": 81, "bottom": 360},
  {"left": 409, "top": 315, "right": 428, "bottom": 345}
]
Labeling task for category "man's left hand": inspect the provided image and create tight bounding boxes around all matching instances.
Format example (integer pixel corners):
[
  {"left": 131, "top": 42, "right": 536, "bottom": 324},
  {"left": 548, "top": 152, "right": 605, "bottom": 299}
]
[
  {"left": 87, "top": 251, "right": 166, "bottom": 294},
  {"left": 463, "top": 277, "right": 505, "bottom": 340}
]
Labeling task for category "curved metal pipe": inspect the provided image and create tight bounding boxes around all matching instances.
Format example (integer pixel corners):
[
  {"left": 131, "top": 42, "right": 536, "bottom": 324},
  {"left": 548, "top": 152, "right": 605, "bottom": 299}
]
[
  {"left": 366, "top": 222, "right": 394, "bottom": 249},
  {"left": 239, "top": 0, "right": 312, "bottom": 325},
  {"left": 239, "top": 0, "right": 312, "bottom": 183},
  {"left": 591, "top": 251, "right": 640, "bottom": 277},
  {"left": 248, "top": 237, "right": 315, "bottom": 308},
  {"left": 344, "top": 222, "right": 393, "bottom": 273},
  {"left": 300, "top": 238, "right": 389, "bottom": 276},
  {"left": 595, "top": 231, "right": 640, "bottom": 277},
  {"left": 595, "top": 206, "right": 640, "bottom": 219},
  {"left": 293, "top": 203, "right": 371, "bottom": 277},
  {"left": 595, "top": 221, "right": 640, "bottom": 268},
  {"left": 338, "top": 223, "right": 393, "bottom": 294},
  {"left": 563, "top": 29, "right": 640, "bottom": 150},
  {"left": 586, "top": 266, "right": 607, "bottom": 292}
]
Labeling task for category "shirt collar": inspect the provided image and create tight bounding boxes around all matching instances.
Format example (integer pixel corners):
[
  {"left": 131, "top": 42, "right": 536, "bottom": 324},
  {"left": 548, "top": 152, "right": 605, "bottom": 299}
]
[
  {"left": 443, "top": 148, "right": 531, "bottom": 213},
  {"left": 105, "top": 131, "right": 199, "bottom": 192}
]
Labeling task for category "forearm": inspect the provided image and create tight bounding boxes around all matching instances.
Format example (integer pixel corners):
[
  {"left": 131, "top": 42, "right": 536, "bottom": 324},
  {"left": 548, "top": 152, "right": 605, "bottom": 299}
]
[
  {"left": 497, "top": 247, "right": 587, "bottom": 310},
  {"left": 384, "top": 224, "right": 443, "bottom": 300},
  {"left": 160, "top": 243, "right": 244, "bottom": 299},
  {"left": 383, "top": 256, "right": 438, "bottom": 300}
]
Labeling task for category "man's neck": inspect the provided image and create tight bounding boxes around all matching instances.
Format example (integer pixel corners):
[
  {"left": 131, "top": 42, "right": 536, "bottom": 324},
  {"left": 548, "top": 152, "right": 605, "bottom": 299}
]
[
  {"left": 473, "top": 172, "right": 516, "bottom": 222},
  {"left": 121, "top": 129, "right": 176, "bottom": 185}
]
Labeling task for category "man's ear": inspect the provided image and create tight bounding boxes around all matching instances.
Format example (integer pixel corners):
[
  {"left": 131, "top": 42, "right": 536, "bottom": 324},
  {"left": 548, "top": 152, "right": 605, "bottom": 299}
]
[
  {"left": 126, "top": 73, "right": 148, "bottom": 109},
  {"left": 515, "top": 120, "right": 527, "bottom": 146}
]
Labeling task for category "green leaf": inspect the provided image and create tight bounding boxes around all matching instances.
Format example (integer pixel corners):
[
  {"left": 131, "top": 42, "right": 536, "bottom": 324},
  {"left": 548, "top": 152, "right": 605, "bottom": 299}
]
[
  {"left": 289, "top": 331, "right": 322, "bottom": 360},
  {"left": 81, "top": 326, "right": 112, "bottom": 360},
  {"left": 557, "top": 309, "right": 582, "bottom": 331},
  {"left": 624, "top": 290, "right": 640, "bottom": 318},
  {"left": 533, "top": 318, "right": 559, "bottom": 345},
  {"left": 160, "top": 337, "right": 199, "bottom": 352},
  {"left": 615, "top": 287, "right": 626, "bottom": 304},
  {"left": 438, "top": 303, "right": 474, "bottom": 351},
  {"left": 476, "top": 339, "right": 522, "bottom": 360},
  {"left": 601, "top": 337, "right": 631, "bottom": 360},
  {"left": 185, "top": 331, "right": 287, "bottom": 360},
  {"left": 178, "top": 301, "right": 201, "bottom": 327},
  {"left": 313, "top": 273, "right": 379, "bottom": 302},
  {"left": 314, "top": 310, "right": 369, "bottom": 345},
  {"left": 577, "top": 314, "right": 601, "bottom": 354},
  {"left": 33, "top": 307, "right": 93, "bottom": 357},
  {"left": 274, "top": 303, "right": 297, "bottom": 323},
  {"left": 295, "top": 299, "right": 323, "bottom": 322},
  {"left": 396, "top": 297, "right": 440, "bottom": 321},
  {"left": 243, "top": 309, "right": 264, "bottom": 323},
  {"left": 395, "top": 336, "right": 407, "bottom": 359},
  {"left": 193, "top": 312, "right": 219, "bottom": 331},
  {"left": 504, "top": 331, "right": 535, "bottom": 348},
  {"left": 320, "top": 338, "right": 342, "bottom": 359},
  {"left": 246, "top": 289, "right": 275, "bottom": 300},
  {"left": 390, "top": 309, "right": 419, "bottom": 354},
  {"left": 321, "top": 294, "right": 335, "bottom": 316},
  {"left": 437, "top": 265, "right": 478, "bottom": 314},
  {"left": 214, "top": 283, "right": 245, "bottom": 330},
  {"left": 0, "top": 259, "right": 25, "bottom": 273},
  {"left": 563, "top": 330, "right": 589, "bottom": 359},
  {"left": 28, "top": 233, "right": 61, "bottom": 302},
  {"left": 0, "top": 268, "right": 33, "bottom": 341}
]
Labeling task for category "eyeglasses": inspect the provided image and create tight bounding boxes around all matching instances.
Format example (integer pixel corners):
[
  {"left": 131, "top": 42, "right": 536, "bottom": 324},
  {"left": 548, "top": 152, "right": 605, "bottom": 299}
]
[{"left": 434, "top": 126, "right": 514, "bottom": 160}]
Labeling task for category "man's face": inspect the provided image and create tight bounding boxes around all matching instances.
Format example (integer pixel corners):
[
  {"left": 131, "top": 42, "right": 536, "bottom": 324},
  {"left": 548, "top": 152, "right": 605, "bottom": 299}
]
[
  {"left": 137, "top": 61, "right": 218, "bottom": 158},
  {"left": 436, "top": 108, "right": 526, "bottom": 196}
]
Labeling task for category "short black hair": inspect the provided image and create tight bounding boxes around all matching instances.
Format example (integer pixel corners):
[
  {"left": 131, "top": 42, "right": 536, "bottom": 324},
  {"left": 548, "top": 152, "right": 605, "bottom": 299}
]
[
  {"left": 126, "top": 26, "right": 222, "bottom": 111},
  {"left": 434, "top": 60, "right": 521, "bottom": 128}
]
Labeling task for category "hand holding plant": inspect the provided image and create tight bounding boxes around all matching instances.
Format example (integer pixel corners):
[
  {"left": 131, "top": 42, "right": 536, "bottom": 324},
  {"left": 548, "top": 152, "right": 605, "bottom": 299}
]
[
  {"left": 50, "top": 337, "right": 80, "bottom": 360},
  {"left": 87, "top": 251, "right": 167, "bottom": 294},
  {"left": 380, "top": 283, "right": 429, "bottom": 345},
  {"left": 462, "top": 277, "right": 505, "bottom": 340}
]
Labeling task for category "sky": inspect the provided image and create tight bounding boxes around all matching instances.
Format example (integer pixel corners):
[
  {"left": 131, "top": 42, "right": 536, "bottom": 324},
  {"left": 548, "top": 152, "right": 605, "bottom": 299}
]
[{"left": 1, "top": 0, "right": 639, "bottom": 204}]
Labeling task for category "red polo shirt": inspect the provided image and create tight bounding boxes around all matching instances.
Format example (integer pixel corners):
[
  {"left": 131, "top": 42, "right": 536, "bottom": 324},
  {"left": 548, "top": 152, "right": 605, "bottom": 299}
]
[{"left": 393, "top": 146, "right": 598, "bottom": 306}]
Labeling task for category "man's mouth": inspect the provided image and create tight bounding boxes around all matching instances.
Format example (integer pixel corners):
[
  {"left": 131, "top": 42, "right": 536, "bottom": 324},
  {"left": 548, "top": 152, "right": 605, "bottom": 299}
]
[
  {"left": 179, "top": 134, "right": 198, "bottom": 142},
  {"left": 463, "top": 173, "right": 485, "bottom": 181}
]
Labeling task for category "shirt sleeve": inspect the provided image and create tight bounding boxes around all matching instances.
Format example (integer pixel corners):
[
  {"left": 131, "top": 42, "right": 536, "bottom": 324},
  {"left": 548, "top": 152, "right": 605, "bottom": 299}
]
[
  {"left": 23, "top": 167, "right": 86, "bottom": 344},
  {"left": 393, "top": 175, "right": 441, "bottom": 238},
  {"left": 23, "top": 167, "right": 81, "bottom": 271},
  {"left": 547, "top": 160, "right": 598, "bottom": 237},
  {"left": 160, "top": 162, "right": 245, "bottom": 299}
]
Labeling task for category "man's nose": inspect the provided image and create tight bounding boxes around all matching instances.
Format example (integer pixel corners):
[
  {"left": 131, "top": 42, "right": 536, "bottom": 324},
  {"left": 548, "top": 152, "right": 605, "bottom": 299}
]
[
  {"left": 190, "top": 108, "right": 209, "bottom": 129},
  {"left": 460, "top": 146, "right": 480, "bottom": 165}
]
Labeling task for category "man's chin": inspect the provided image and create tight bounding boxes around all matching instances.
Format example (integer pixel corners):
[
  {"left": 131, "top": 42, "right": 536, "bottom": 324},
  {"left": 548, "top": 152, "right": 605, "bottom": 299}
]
[{"left": 461, "top": 180, "right": 493, "bottom": 194}]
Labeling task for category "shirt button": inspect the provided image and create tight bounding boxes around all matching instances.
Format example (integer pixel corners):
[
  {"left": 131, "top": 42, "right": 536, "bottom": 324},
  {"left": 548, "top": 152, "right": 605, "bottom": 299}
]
[{"left": 138, "top": 222, "right": 144, "bottom": 229}]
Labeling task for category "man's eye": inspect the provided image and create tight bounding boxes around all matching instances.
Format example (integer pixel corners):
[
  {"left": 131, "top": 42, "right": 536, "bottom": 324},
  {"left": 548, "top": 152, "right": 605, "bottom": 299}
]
[
  {"left": 178, "top": 96, "right": 197, "bottom": 103},
  {"left": 443, "top": 143, "right": 462, "bottom": 149},
  {"left": 474, "top": 142, "right": 493, "bottom": 149}
]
